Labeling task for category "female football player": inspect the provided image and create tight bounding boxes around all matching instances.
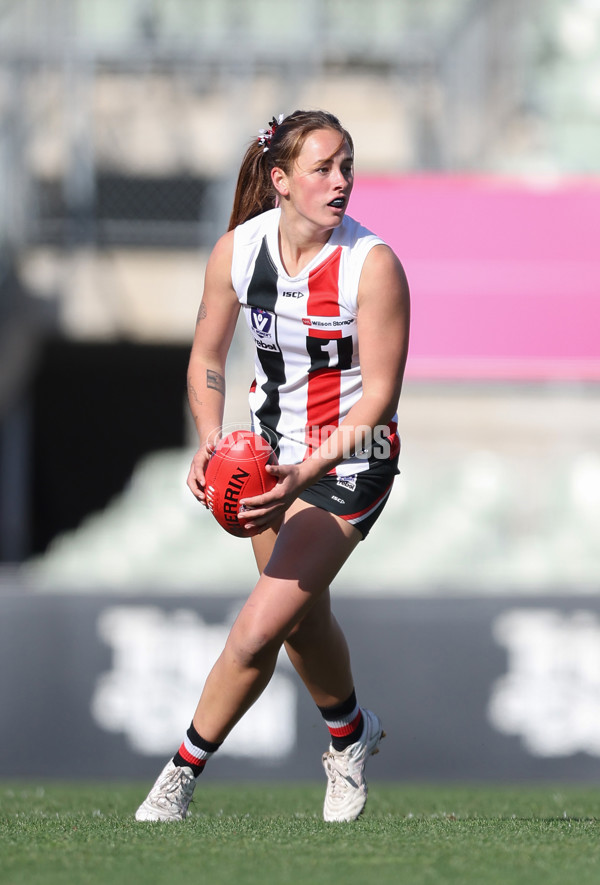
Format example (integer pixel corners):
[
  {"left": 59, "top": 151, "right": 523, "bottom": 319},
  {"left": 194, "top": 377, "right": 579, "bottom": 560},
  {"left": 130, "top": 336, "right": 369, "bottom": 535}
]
[{"left": 136, "top": 110, "right": 410, "bottom": 823}]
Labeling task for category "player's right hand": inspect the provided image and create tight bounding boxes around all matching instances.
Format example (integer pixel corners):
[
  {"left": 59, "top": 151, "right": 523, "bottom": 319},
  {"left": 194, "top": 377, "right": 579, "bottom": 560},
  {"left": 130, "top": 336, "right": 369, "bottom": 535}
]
[{"left": 187, "top": 441, "right": 216, "bottom": 505}]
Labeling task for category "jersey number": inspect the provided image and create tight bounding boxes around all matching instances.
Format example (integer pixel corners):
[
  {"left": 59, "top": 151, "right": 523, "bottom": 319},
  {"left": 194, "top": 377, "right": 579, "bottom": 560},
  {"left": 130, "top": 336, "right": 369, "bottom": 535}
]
[{"left": 306, "top": 335, "right": 353, "bottom": 372}]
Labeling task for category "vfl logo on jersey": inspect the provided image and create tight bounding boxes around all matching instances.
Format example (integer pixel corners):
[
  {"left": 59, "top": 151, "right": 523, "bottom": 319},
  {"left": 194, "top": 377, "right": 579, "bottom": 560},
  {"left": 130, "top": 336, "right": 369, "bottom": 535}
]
[
  {"left": 250, "top": 308, "right": 280, "bottom": 352},
  {"left": 252, "top": 309, "right": 272, "bottom": 334}
]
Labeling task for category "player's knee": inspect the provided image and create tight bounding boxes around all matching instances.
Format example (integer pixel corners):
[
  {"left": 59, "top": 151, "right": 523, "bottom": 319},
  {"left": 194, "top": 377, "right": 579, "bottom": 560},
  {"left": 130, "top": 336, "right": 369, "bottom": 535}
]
[
  {"left": 228, "top": 626, "right": 280, "bottom": 670},
  {"left": 286, "top": 618, "right": 307, "bottom": 643},
  {"left": 286, "top": 607, "right": 329, "bottom": 646}
]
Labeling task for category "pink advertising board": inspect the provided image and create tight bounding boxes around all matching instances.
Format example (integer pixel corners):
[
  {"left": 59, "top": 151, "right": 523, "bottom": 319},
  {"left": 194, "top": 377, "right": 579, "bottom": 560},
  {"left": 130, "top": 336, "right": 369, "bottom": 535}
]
[{"left": 350, "top": 176, "right": 600, "bottom": 381}]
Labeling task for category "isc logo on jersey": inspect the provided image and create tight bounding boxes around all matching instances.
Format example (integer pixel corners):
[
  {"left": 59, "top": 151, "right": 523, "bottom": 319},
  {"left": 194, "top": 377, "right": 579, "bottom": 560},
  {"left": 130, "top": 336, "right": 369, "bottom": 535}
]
[{"left": 250, "top": 308, "right": 280, "bottom": 352}]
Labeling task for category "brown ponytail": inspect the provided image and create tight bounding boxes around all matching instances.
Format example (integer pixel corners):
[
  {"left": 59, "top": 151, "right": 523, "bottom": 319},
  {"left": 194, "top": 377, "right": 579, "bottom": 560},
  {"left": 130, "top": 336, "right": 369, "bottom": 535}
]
[
  {"left": 227, "top": 140, "right": 275, "bottom": 231},
  {"left": 227, "top": 109, "right": 353, "bottom": 232}
]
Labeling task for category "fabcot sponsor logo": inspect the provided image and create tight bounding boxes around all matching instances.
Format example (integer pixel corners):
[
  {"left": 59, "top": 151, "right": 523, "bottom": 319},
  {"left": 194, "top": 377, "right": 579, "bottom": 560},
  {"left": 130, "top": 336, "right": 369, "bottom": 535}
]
[{"left": 337, "top": 474, "right": 357, "bottom": 492}]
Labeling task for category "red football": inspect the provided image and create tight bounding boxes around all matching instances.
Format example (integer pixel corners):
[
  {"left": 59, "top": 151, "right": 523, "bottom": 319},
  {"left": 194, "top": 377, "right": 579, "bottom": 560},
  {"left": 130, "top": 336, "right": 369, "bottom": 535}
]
[{"left": 204, "top": 430, "right": 278, "bottom": 537}]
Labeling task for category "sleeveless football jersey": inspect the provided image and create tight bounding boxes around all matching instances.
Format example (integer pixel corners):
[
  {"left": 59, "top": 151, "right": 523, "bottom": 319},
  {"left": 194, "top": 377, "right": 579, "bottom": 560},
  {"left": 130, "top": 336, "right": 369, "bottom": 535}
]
[{"left": 231, "top": 208, "right": 399, "bottom": 475}]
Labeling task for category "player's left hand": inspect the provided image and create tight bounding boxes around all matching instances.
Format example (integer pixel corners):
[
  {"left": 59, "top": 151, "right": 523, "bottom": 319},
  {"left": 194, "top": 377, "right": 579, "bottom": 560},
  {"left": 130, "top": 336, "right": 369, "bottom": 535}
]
[{"left": 237, "top": 462, "right": 309, "bottom": 532}]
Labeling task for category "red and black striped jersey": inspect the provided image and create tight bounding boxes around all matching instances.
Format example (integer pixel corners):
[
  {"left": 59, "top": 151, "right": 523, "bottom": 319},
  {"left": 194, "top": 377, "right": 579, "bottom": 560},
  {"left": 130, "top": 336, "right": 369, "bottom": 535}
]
[{"left": 231, "top": 208, "right": 398, "bottom": 474}]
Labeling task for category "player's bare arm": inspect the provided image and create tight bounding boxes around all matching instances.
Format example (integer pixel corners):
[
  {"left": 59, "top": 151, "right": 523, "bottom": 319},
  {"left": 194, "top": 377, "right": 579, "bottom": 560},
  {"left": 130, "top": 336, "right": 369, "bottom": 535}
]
[{"left": 187, "top": 231, "right": 240, "bottom": 500}]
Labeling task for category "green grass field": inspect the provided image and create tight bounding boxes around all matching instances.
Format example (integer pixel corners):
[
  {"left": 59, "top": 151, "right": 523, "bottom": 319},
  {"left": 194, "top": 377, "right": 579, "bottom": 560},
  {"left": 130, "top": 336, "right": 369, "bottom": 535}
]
[{"left": 2, "top": 780, "right": 600, "bottom": 885}]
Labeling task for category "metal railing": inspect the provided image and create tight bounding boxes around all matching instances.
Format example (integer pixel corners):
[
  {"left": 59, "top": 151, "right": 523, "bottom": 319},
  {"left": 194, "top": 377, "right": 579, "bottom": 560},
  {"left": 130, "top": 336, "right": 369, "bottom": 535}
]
[{"left": 0, "top": 0, "right": 540, "bottom": 255}]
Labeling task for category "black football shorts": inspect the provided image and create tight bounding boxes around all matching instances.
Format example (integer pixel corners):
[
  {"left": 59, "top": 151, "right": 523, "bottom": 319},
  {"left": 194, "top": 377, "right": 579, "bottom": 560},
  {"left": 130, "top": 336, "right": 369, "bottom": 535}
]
[{"left": 298, "top": 453, "right": 400, "bottom": 539}]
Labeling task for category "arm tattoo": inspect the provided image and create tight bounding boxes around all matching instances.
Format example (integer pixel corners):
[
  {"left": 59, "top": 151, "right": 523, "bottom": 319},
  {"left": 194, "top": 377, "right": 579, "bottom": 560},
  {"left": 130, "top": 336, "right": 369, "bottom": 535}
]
[
  {"left": 187, "top": 377, "right": 203, "bottom": 406},
  {"left": 196, "top": 302, "right": 207, "bottom": 324},
  {"left": 206, "top": 369, "right": 225, "bottom": 395}
]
